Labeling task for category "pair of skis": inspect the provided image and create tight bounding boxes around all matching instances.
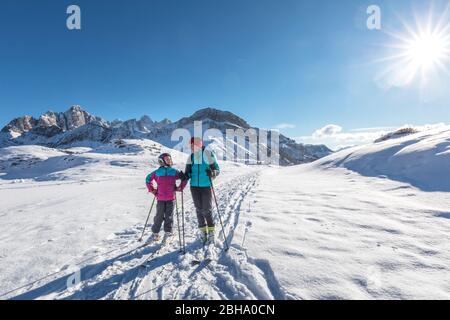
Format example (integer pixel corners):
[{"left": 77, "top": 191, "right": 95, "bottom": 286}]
[
  {"left": 139, "top": 235, "right": 176, "bottom": 268},
  {"left": 135, "top": 233, "right": 224, "bottom": 270},
  {"left": 190, "top": 237, "right": 218, "bottom": 266},
  {"left": 115, "top": 238, "right": 159, "bottom": 261},
  {"left": 137, "top": 233, "right": 218, "bottom": 268}
]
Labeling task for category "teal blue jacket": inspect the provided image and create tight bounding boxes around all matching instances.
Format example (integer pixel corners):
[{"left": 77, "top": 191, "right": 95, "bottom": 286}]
[{"left": 184, "top": 148, "right": 220, "bottom": 187}]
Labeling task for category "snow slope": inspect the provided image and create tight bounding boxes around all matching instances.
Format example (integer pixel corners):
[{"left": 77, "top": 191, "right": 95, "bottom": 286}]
[
  {"left": 236, "top": 126, "right": 450, "bottom": 299},
  {"left": 0, "top": 128, "right": 449, "bottom": 300},
  {"left": 239, "top": 165, "right": 450, "bottom": 299},
  {"left": 314, "top": 125, "right": 450, "bottom": 192}
]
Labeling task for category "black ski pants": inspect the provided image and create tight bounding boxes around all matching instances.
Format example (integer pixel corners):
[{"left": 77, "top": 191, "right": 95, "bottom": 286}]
[
  {"left": 190, "top": 187, "right": 215, "bottom": 229},
  {"left": 151, "top": 200, "right": 174, "bottom": 233}
]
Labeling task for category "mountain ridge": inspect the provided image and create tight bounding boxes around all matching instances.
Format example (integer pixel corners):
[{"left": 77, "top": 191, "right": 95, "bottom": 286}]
[{"left": 1, "top": 105, "right": 332, "bottom": 165}]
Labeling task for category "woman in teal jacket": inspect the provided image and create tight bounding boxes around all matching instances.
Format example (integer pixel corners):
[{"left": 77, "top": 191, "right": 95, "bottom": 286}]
[{"left": 184, "top": 137, "right": 220, "bottom": 244}]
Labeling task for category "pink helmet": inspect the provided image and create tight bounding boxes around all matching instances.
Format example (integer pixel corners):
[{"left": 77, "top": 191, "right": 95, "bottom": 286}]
[{"left": 190, "top": 137, "right": 203, "bottom": 147}]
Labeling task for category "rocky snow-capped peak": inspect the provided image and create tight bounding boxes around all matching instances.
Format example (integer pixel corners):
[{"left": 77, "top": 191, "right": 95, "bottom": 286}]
[
  {"left": 2, "top": 105, "right": 105, "bottom": 137},
  {"left": 1, "top": 115, "right": 38, "bottom": 135},
  {"left": 175, "top": 107, "right": 250, "bottom": 130},
  {"left": 1, "top": 106, "right": 333, "bottom": 165},
  {"left": 108, "top": 115, "right": 161, "bottom": 133}
]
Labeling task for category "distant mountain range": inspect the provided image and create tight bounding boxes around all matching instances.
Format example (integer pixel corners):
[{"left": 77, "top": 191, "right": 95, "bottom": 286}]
[{"left": 0, "top": 106, "right": 332, "bottom": 165}]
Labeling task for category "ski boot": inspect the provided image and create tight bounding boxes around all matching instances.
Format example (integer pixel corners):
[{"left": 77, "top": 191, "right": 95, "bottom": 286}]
[
  {"left": 206, "top": 226, "right": 216, "bottom": 245},
  {"left": 204, "top": 226, "right": 217, "bottom": 261},
  {"left": 147, "top": 233, "right": 160, "bottom": 244},
  {"left": 199, "top": 227, "right": 208, "bottom": 246},
  {"left": 161, "top": 232, "right": 174, "bottom": 245}
]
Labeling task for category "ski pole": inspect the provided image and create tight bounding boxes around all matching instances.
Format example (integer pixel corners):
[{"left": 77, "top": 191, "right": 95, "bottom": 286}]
[
  {"left": 209, "top": 177, "right": 230, "bottom": 251},
  {"left": 181, "top": 190, "right": 186, "bottom": 254},
  {"left": 138, "top": 196, "right": 156, "bottom": 242},
  {"left": 175, "top": 193, "right": 183, "bottom": 253}
]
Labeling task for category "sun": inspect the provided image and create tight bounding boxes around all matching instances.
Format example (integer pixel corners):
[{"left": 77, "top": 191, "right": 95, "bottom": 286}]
[
  {"left": 406, "top": 32, "right": 448, "bottom": 71},
  {"left": 375, "top": 7, "right": 450, "bottom": 88}
]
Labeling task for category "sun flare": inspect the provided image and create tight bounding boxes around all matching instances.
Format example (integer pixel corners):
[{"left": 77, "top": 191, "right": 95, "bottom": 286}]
[
  {"left": 406, "top": 32, "right": 448, "bottom": 71},
  {"left": 375, "top": 8, "right": 450, "bottom": 88}
]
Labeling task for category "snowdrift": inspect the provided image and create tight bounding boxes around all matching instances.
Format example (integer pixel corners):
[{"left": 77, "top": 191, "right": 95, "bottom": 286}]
[{"left": 313, "top": 126, "right": 450, "bottom": 192}]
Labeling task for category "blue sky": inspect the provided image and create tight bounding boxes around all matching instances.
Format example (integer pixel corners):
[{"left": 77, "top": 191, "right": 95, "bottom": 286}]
[{"left": 0, "top": 0, "right": 449, "bottom": 149}]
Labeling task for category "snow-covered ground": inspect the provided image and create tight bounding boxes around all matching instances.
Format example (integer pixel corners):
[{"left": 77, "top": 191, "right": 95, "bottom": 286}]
[
  {"left": 0, "top": 127, "right": 449, "bottom": 300},
  {"left": 240, "top": 165, "right": 450, "bottom": 299}
]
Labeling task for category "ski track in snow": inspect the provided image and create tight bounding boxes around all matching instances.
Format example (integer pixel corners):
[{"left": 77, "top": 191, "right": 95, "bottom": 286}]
[{"left": 6, "top": 171, "right": 287, "bottom": 300}]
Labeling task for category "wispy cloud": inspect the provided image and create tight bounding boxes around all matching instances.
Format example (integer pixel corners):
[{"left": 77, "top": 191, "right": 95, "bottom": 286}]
[
  {"left": 312, "top": 124, "right": 342, "bottom": 138},
  {"left": 274, "top": 123, "right": 296, "bottom": 129},
  {"left": 349, "top": 126, "right": 397, "bottom": 133},
  {"left": 295, "top": 124, "right": 394, "bottom": 151}
]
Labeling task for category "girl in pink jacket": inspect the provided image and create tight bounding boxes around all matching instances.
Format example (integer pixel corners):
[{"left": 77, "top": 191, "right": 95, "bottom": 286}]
[{"left": 145, "top": 153, "right": 186, "bottom": 243}]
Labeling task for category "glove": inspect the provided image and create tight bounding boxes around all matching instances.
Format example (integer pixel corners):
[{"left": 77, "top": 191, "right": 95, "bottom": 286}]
[
  {"left": 151, "top": 189, "right": 158, "bottom": 196},
  {"left": 206, "top": 169, "right": 218, "bottom": 178},
  {"left": 179, "top": 171, "right": 189, "bottom": 181},
  {"left": 175, "top": 186, "right": 183, "bottom": 192}
]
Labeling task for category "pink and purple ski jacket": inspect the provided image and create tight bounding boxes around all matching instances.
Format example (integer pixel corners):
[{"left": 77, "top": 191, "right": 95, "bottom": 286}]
[{"left": 145, "top": 166, "right": 187, "bottom": 201}]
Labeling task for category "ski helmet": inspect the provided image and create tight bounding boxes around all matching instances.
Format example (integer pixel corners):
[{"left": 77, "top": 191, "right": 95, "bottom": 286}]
[{"left": 158, "top": 153, "right": 173, "bottom": 167}]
